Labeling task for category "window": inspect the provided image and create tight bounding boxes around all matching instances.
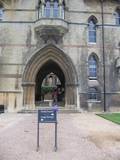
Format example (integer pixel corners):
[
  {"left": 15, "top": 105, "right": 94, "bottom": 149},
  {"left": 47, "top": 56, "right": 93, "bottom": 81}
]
[
  {"left": 53, "top": 1, "right": 59, "bottom": 18},
  {"left": 39, "top": 0, "right": 65, "bottom": 19},
  {"left": 0, "top": 4, "right": 3, "bottom": 20},
  {"left": 118, "top": 42, "right": 120, "bottom": 48},
  {"left": 88, "top": 87, "right": 98, "bottom": 101},
  {"left": 115, "top": 9, "right": 120, "bottom": 25},
  {"left": 88, "top": 55, "right": 97, "bottom": 79},
  {"left": 88, "top": 16, "right": 97, "bottom": 43},
  {"left": 45, "top": 1, "right": 51, "bottom": 17},
  {"left": 88, "top": 20, "right": 96, "bottom": 43}
]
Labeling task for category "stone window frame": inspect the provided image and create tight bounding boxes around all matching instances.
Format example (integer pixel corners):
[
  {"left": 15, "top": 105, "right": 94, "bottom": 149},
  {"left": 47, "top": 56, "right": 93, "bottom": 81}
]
[
  {"left": 88, "top": 53, "right": 99, "bottom": 80},
  {"left": 88, "top": 87, "right": 101, "bottom": 102},
  {"left": 38, "top": 0, "right": 65, "bottom": 19},
  {"left": 88, "top": 16, "right": 98, "bottom": 44},
  {"left": 0, "top": 3, "right": 4, "bottom": 21},
  {"left": 115, "top": 7, "right": 120, "bottom": 25}
]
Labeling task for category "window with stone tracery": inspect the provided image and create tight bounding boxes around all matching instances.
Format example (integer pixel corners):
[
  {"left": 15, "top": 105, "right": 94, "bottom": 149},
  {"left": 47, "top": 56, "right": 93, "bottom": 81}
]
[
  {"left": 0, "top": 3, "right": 3, "bottom": 21},
  {"left": 88, "top": 16, "right": 98, "bottom": 43},
  {"left": 115, "top": 8, "right": 120, "bottom": 25},
  {"left": 88, "top": 54, "right": 98, "bottom": 79},
  {"left": 38, "top": 0, "right": 65, "bottom": 19},
  {"left": 88, "top": 87, "right": 99, "bottom": 101}
]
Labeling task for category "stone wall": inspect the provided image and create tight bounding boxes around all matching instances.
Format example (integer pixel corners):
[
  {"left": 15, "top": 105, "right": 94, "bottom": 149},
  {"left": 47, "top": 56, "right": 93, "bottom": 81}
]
[{"left": 0, "top": 0, "right": 120, "bottom": 111}]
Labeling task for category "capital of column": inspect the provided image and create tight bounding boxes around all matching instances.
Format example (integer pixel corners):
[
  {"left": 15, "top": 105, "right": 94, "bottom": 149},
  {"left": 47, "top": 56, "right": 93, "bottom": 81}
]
[{"left": 22, "top": 82, "right": 36, "bottom": 87}]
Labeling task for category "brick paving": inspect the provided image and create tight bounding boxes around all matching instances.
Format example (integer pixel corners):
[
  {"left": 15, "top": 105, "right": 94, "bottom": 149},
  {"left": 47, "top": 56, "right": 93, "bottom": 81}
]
[{"left": 0, "top": 113, "right": 120, "bottom": 160}]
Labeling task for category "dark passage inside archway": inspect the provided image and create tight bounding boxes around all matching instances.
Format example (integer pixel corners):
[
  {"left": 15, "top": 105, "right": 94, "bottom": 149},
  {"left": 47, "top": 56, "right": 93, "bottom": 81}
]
[{"left": 35, "top": 60, "right": 65, "bottom": 106}]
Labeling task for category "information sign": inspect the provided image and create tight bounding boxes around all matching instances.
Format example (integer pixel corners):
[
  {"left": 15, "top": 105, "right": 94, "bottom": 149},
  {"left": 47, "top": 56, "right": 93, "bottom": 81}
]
[
  {"left": 38, "top": 109, "right": 57, "bottom": 123},
  {"left": 37, "top": 109, "right": 58, "bottom": 152}
]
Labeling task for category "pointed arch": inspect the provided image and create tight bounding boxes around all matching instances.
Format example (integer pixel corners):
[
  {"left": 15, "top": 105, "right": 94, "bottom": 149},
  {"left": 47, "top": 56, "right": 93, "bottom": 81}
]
[
  {"left": 88, "top": 53, "right": 99, "bottom": 62},
  {"left": 88, "top": 53, "right": 99, "bottom": 79},
  {"left": 88, "top": 15, "right": 98, "bottom": 24},
  {"left": 0, "top": 2, "right": 3, "bottom": 21},
  {"left": 23, "top": 44, "right": 78, "bottom": 84},
  {"left": 88, "top": 16, "right": 98, "bottom": 43},
  {"left": 22, "top": 44, "right": 78, "bottom": 107},
  {"left": 115, "top": 7, "right": 120, "bottom": 25}
]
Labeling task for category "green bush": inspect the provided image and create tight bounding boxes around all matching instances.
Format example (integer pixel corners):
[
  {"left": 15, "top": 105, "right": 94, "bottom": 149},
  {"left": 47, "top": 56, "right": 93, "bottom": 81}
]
[{"left": 41, "top": 86, "right": 54, "bottom": 94}]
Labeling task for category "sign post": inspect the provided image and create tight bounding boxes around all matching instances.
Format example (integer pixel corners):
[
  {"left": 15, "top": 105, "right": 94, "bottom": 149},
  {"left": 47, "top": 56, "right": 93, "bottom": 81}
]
[
  {"left": 37, "top": 109, "right": 58, "bottom": 152},
  {"left": 54, "top": 121, "right": 57, "bottom": 151}
]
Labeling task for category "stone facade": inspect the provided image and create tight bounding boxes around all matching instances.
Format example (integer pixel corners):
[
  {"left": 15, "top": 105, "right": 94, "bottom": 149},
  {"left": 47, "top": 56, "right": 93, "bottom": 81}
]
[{"left": 0, "top": 0, "right": 120, "bottom": 112}]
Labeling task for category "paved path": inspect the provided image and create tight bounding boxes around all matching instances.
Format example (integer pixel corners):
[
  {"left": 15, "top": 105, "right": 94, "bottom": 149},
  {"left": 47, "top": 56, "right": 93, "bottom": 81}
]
[{"left": 0, "top": 113, "right": 120, "bottom": 160}]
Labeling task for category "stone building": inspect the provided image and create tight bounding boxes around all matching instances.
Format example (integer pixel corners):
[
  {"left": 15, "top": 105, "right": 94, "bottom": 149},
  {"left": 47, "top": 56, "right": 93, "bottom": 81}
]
[{"left": 0, "top": 0, "right": 120, "bottom": 112}]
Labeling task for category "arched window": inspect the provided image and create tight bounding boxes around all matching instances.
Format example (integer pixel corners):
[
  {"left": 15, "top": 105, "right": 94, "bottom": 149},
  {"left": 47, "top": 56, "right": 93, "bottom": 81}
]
[
  {"left": 88, "top": 55, "right": 98, "bottom": 79},
  {"left": 118, "top": 42, "right": 120, "bottom": 48},
  {"left": 0, "top": 3, "right": 3, "bottom": 20},
  {"left": 38, "top": 0, "right": 65, "bottom": 19},
  {"left": 45, "top": 0, "right": 51, "bottom": 17},
  {"left": 53, "top": 0, "right": 59, "bottom": 18},
  {"left": 88, "top": 87, "right": 99, "bottom": 100},
  {"left": 115, "top": 8, "right": 120, "bottom": 25},
  {"left": 88, "top": 16, "right": 97, "bottom": 43}
]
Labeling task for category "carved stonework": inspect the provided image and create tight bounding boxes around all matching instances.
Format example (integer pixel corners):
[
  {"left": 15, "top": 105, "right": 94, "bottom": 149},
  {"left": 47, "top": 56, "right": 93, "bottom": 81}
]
[
  {"left": 22, "top": 44, "right": 78, "bottom": 107},
  {"left": 39, "top": 28, "right": 63, "bottom": 44}
]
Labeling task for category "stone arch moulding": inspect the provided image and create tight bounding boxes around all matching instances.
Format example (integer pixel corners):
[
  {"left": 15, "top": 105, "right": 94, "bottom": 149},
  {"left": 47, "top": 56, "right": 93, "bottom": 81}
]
[
  {"left": 88, "top": 15, "right": 98, "bottom": 23},
  {"left": 22, "top": 44, "right": 79, "bottom": 109}
]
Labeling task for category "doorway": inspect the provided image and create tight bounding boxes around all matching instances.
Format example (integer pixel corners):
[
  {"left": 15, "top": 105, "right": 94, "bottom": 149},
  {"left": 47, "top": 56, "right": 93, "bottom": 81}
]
[
  {"left": 35, "top": 60, "right": 65, "bottom": 106},
  {"left": 22, "top": 44, "right": 78, "bottom": 109}
]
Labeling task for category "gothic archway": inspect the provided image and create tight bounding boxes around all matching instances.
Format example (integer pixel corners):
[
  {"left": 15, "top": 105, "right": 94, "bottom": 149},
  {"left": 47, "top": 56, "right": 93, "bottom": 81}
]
[{"left": 22, "top": 44, "right": 78, "bottom": 108}]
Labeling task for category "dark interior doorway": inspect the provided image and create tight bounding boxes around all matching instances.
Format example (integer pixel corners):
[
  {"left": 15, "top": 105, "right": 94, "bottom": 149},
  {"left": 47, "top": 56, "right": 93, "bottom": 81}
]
[{"left": 35, "top": 60, "right": 65, "bottom": 106}]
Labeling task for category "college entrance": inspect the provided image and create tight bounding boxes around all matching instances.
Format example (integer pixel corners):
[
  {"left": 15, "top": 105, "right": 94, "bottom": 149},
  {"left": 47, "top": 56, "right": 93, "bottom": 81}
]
[
  {"left": 35, "top": 60, "right": 65, "bottom": 106},
  {"left": 22, "top": 45, "right": 78, "bottom": 109}
]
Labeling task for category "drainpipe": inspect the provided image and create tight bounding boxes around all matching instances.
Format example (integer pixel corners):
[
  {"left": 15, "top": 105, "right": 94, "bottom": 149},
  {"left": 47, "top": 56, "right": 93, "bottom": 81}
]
[
  {"left": 37, "top": 0, "right": 40, "bottom": 20},
  {"left": 100, "top": 0, "right": 106, "bottom": 112}
]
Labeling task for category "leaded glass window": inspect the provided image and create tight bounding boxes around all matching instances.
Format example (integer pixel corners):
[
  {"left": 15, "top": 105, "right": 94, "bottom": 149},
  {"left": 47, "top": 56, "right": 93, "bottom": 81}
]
[
  {"left": 88, "top": 55, "right": 97, "bottom": 78},
  {"left": 88, "top": 87, "right": 98, "bottom": 100},
  {"left": 116, "top": 9, "right": 120, "bottom": 25},
  {"left": 88, "top": 20, "right": 96, "bottom": 43},
  {"left": 53, "top": 1, "right": 59, "bottom": 18}
]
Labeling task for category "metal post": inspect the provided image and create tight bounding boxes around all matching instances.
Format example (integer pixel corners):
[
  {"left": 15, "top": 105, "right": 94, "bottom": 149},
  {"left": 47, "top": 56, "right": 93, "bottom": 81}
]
[
  {"left": 54, "top": 122, "right": 57, "bottom": 152},
  {"left": 37, "top": 0, "right": 40, "bottom": 20},
  {"left": 100, "top": 0, "right": 106, "bottom": 112},
  {"left": 37, "top": 112, "right": 39, "bottom": 151},
  {"left": 38, "top": 6, "right": 40, "bottom": 20}
]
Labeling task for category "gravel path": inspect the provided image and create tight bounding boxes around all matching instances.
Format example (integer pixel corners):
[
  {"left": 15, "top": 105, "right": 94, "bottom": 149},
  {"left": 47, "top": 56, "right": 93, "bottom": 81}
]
[{"left": 0, "top": 113, "right": 120, "bottom": 160}]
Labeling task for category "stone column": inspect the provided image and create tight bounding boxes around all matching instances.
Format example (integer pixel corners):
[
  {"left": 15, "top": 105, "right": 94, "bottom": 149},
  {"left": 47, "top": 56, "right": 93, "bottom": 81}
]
[
  {"left": 50, "top": 0, "right": 54, "bottom": 17},
  {"left": 76, "top": 86, "right": 81, "bottom": 110},
  {"left": 41, "top": 0, "right": 45, "bottom": 17},
  {"left": 59, "top": 0, "right": 64, "bottom": 19}
]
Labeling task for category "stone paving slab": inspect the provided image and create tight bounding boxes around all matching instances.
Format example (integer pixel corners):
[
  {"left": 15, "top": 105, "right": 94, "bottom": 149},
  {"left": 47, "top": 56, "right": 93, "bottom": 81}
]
[{"left": 0, "top": 113, "right": 120, "bottom": 160}]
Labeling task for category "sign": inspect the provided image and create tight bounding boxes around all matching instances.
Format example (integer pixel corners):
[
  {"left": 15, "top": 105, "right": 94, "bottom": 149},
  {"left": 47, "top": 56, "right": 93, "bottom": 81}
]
[
  {"left": 37, "top": 109, "right": 58, "bottom": 152},
  {"left": 38, "top": 109, "right": 57, "bottom": 123}
]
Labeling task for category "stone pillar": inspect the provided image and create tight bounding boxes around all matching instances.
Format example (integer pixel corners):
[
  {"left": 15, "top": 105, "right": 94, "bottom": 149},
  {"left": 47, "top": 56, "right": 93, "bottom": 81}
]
[
  {"left": 22, "top": 82, "right": 35, "bottom": 109},
  {"left": 50, "top": 0, "right": 54, "bottom": 17},
  {"left": 65, "top": 84, "right": 77, "bottom": 109},
  {"left": 41, "top": 0, "right": 45, "bottom": 17},
  {"left": 59, "top": 0, "right": 64, "bottom": 19},
  {"left": 76, "top": 87, "right": 80, "bottom": 110}
]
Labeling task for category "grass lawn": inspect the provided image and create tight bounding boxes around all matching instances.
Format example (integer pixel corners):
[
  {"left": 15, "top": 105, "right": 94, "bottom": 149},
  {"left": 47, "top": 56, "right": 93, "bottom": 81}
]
[{"left": 97, "top": 113, "right": 120, "bottom": 125}]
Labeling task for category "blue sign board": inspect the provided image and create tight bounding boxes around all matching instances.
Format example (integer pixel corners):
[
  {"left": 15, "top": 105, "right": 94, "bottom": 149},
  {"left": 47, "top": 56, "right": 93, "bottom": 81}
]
[{"left": 38, "top": 109, "right": 57, "bottom": 123}]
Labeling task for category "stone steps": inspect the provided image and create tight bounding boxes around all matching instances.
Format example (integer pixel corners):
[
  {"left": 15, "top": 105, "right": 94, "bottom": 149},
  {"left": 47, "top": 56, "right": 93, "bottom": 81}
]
[{"left": 18, "top": 107, "right": 81, "bottom": 114}]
